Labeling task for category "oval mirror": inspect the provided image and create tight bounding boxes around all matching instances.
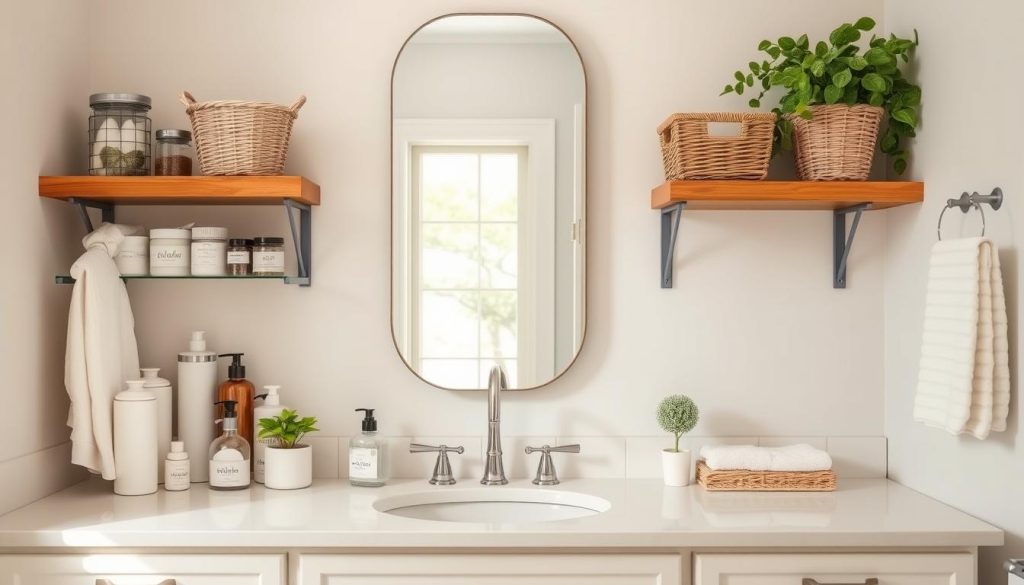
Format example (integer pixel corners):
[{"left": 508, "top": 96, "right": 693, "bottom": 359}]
[{"left": 391, "top": 14, "right": 586, "bottom": 390}]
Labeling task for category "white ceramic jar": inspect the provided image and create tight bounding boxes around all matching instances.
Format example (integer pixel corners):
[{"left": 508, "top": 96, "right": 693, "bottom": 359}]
[
  {"left": 190, "top": 226, "right": 228, "bottom": 276},
  {"left": 114, "top": 235, "right": 149, "bottom": 276},
  {"left": 149, "top": 228, "right": 191, "bottom": 276},
  {"left": 113, "top": 380, "right": 158, "bottom": 496}
]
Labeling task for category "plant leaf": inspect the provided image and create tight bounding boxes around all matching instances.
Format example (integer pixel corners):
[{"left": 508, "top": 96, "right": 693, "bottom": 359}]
[
  {"left": 861, "top": 72, "right": 887, "bottom": 92},
  {"left": 868, "top": 91, "right": 885, "bottom": 106},
  {"left": 892, "top": 107, "right": 917, "bottom": 126},
  {"left": 811, "top": 59, "right": 826, "bottom": 77},
  {"left": 748, "top": 98, "right": 761, "bottom": 108},
  {"left": 758, "top": 39, "right": 772, "bottom": 51},
  {"left": 749, "top": 61, "right": 761, "bottom": 74},
  {"left": 832, "top": 68, "right": 853, "bottom": 88},
  {"left": 778, "top": 36, "right": 796, "bottom": 50},
  {"left": 766, "top": 46, "right": 782, "bottom": 59},
  {"left": 824, "top": 84, "right": 842, "bottom": 104},
  {"left": 720, "top": 84, "right": 734, "bottom": 95},
  {"left": 864, "top": 47, "right": 892, "bottom": 66},
  {"left": 854, "top": 16, "right": 876, "bottom": 31},
  {"left": 735, "top": 82, "right": 745, "bottom": 95},
  {"left": 734, "top": 70, "right": 745, "bottom": 82},
  {"left": 848, "top": 56, "right": 869, "bottom": 70},
  {"left": 893, "top": 156, "right": 907, "bottom": 175},
  {"left": 815, "top": 41, "right": 828, "bottom": 57},
  {"left": 797, "top": 34, "right": 809, "bottom": 49}
]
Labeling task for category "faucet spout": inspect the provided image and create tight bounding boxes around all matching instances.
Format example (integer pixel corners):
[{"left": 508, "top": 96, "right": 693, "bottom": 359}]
[{"left": 481, "top": 365, "right": 508, "bottom": 485}]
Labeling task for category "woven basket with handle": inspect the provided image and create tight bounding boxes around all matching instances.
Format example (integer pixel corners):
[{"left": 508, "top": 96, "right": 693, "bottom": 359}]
[
  {"left": 788, "top": 104, "right": 883, "bottom": 181},
  {"left": 180, "top": 91, "right": 306, "bottom": 176},
  {"left": 658, "top": 112, "right": 775, "bottom": 180}
]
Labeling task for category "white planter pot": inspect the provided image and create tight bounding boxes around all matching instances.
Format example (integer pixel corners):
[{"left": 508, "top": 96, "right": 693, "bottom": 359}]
[
  {"left": 661, "top": 448, "right": 691, "bottom": 487},
  {"left": 264, "top": 444, "right": 313, "bottom": 490}
]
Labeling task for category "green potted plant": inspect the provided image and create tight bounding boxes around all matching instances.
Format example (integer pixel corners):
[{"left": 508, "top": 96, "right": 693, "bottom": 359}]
[
  {"left": 723, "top": 17, "right": 920, "bottom": 180},
  {"left": 258, "top": 409, "right": 319, "bottom": 490},
  {"left": 657, "top": 394, "right": 699, "bottom": 486}
]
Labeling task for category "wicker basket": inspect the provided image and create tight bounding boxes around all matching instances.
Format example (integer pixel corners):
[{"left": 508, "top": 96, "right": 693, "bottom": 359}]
[
  {"left": 788, "top": 104, "right": 883, "bottom": 181},
  {"left": 180, "top": 91, "right": 306, "bottom": 176},
  {"left": 696, "top": 461, "right": 836, "bottom": 492},
  {"left": 658, "top": 112, "right": 775, "bottom": 180}
]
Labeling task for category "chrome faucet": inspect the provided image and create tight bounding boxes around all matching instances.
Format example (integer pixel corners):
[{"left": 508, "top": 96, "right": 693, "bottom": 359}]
[{"left": 481, "top": 365, "right": 508, "bottom": 485}]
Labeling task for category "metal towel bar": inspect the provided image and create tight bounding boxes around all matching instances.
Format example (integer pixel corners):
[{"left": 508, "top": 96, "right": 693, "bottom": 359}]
[{"left": 937, "top": 187, "right": 1003, "bottom": 240}]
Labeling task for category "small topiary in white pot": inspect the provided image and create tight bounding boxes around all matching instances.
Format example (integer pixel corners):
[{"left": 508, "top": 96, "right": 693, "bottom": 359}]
[
  {"left": 258, "top": 409, "right": 319, "bottom": 490},
  {"left": 657, "top": 394, "right": 699, "bottom": 487}
]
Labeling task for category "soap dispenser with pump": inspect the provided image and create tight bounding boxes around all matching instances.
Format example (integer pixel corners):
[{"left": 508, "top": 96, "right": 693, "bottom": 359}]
[
  {"left": 253, "top": 385, "right": 288, "bottom": 484},
  {"left": 217, "top": 353, "right": 255, "bottom": 450},
  {"left": 209, "top": 400, "right": 251, "bottom": 490},
  {"left": 349, "top": 408, "right": 387, "bottom": 487}
]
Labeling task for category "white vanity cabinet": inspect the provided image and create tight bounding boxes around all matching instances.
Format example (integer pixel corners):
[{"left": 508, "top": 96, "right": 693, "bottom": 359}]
[
  {"left": 693, "top": 552, "right": 975, "bottom": 585},
  {"left": 298, "top": 554, "right": 684, "bottom": 585},
  {"left": 0, "top": 554, "right": 286, "bottom": 585}
]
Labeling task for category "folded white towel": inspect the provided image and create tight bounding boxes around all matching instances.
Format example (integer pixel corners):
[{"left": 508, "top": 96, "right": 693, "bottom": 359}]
[
  {"left": 914, "top": 237, "right": 1010, "bottom": 439},
  {"left": 699, "top": 444, "right": 832, "bottom": 472}
]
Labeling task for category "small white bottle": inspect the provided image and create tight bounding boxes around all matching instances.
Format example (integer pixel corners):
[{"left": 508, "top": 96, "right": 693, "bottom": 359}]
[
  {"left": 209, "top": 400, "right": 251, "bottom": 490},
  {"left": 349, "top": 408, "right": 387, "bottom": 487},
  {"left": 164, "top": 441, "right": 191, "bottom": 491},
  {"left": 253, "top": 385, "right": 287, "bottom": 484},
  {"left": 113, "top": 380, "right": 158, "bottom": 496}
]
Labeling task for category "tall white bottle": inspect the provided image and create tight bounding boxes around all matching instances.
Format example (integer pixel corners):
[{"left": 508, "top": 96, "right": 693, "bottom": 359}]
[
  {"left": 140, "top": 368, "right": 172, "bottom": 482},
  {"left": 113, "top": 379, "right": 158, "bottom": 496},
  {"left": 177, "top": 331, "right": 218, "bottom": 482},
  {"left": 253, "top": 385, "right": 287, "bottom": 484}
]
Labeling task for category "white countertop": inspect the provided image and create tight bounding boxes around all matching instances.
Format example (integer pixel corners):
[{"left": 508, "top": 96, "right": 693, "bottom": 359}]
[{"left": 0, "top": 478, "right": 1002, "bottom": 549}]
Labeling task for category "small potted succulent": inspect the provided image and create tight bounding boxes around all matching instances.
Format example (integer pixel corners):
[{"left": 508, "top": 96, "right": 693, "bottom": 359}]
[
  {"left": 258, "top": 409, "right": 319, "bottom": 490},
  {"left": 657, "top": 394, "right": 699, "bottom": 487},
  {"left": 723, "top": 17, "right": 920, "bottom": 179}
]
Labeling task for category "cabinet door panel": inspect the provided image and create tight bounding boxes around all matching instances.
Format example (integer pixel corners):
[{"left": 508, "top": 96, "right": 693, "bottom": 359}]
[
  {"left": 0, "top": 554, "right": 285, "bottom": 585},
  {"left": 694, "top": 553, "right": 973, "bottom": 585},
  {"left": 300, "top": 554, "right": 683, "bottom": 585}
]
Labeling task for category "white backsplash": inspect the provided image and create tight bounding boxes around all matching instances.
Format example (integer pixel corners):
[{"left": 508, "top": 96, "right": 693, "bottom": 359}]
[{"left": 313, "top": 436, "right": 887, "bottom": 481}]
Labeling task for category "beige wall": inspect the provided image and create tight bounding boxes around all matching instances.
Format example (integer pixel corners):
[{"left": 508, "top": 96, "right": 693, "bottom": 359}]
[
  {"left": 883, "top": 0, "right": 1024, "bottom": 580},
  {"left": 89, "top": 0, "right": 887, "bottom": 442},
  {"left": 0, "top": 0, "right": 91, "bottom": 513}
]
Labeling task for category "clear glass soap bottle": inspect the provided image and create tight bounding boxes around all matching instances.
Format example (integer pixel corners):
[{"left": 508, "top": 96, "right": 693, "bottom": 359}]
[
  {"left": 349, "top": 408, "right": 387, "bottom": 487},
  {"left": 209, "top": 400, "right": 251, "bottom": 490}
]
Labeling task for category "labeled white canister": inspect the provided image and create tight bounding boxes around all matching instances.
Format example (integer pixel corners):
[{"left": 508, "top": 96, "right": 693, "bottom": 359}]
[
  {"left": 140, "top": 368, "right": 172, "bottom": 483},
  {"left": 191, "top": 226, "right": 228, "bottom": 276},
  {"left": 149, "top": 228, "right": 191, "bottom": 276},
  {"left": 113, "top": 380, "right": 158, "bottom": 496},
  {"left": 114, "top": 235, "right": 149, "bottom": 276}
]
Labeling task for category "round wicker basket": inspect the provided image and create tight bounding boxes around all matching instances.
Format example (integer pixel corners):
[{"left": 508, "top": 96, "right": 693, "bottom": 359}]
[
  {"left": 788, "top": 104, "right": 883, "bottom": 181},
  {"left": 180, "top": 91, "right": 306, "bottom": 176}
]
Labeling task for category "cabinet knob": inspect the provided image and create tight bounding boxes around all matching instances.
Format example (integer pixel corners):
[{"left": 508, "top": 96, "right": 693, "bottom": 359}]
[
  {"left": 803, "top": 579, "right": 878, "bottom": 585},
  {"left": 96, "top": 580, "right": 176, "bottom": 585}
]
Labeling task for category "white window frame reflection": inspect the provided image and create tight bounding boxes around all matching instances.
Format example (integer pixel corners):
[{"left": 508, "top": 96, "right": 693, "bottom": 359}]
[{"left": 393, "top": 119, "right": 556, "bottom": 389}]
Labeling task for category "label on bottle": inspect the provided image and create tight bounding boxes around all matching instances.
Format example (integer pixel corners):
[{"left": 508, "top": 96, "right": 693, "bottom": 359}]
[
  {"left": 253, "top": 250, "right": 285, "bottom": 272},
  {"left": 150, "top": 244, "right": 188, "bottom": 267},
  {"left": 227, "top": 250, "right": 251, "bottom": 265},
  {"left": 164, "top": 460, "right": 191, "bottom": 491},
  {"left": 349, "top": 447, "right": 378, "bottom": 479},
  {"left": 253, "top": 437, "right": 278, "bottom": 484},
  {"left": 210, "top": 448, "right": 250, "bottom": 488}
]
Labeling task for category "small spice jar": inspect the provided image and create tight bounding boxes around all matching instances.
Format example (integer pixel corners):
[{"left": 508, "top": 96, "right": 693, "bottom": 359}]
[
  {"left": 252, "top": 237, "right": 285, "bottom": 276},
  {"left": 154, "top": 129, "right": 193, "bottom": 176},
  {"left": 227, "top": 239, "right": 253, "bottom": 276},
  {"left": 149, "top": 228, "right": 191, "bottom": 276},
  {"left": 190, "top": 226, "right": 228, "bottom": 276}
]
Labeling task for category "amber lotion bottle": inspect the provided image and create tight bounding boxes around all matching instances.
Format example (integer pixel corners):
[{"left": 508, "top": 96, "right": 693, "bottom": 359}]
[{"left": 217, "top": 353, "right": 256, "bottom": 449}]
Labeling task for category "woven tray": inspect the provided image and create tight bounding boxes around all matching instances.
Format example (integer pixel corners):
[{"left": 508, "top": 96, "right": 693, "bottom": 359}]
[
  {"left": 696, "top": 460, "right": 836, "bottom": 492},
  {"left": 657, "top": 112, "right": 775, "bottom": 180}
]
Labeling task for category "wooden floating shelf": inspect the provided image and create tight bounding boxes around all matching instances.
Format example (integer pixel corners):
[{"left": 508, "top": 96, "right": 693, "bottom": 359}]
[
  {"left": 651, "top": 180, "right": 923, "bottom": 211},
  {"left": 650, "top": 180, "right": 925, "bottom": 289},
  {"left": 39, "top": 175, "right": 320, "bottom": 206}
]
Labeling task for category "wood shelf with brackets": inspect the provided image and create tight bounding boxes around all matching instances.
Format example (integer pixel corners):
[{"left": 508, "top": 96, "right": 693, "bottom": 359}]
[{"left": 650, "top": 180, "right": 924, "bottom": 288}]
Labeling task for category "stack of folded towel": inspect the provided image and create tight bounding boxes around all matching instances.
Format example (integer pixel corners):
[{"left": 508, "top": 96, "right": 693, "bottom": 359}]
[{"left": 699, "top": 443, "right": 833, "bottom": 472}]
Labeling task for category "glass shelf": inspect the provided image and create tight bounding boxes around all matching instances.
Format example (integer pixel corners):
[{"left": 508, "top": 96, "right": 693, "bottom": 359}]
[{"left": 56, "top": 274, "right": 309, "bottom": 285}]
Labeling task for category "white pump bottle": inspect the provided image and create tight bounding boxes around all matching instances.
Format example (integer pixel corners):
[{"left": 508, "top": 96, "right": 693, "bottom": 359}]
[{"left": 253, "top": 385, "right": 288, "bottom": 484}]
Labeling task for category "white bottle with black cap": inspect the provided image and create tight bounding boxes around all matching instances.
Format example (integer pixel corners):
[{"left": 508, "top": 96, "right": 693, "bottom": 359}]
[
  {"left": 178, "top": 331, "right": 218, "bottom": 482},
  {"left": 113, "top": 379, "right": 158, "bottom": 496}
]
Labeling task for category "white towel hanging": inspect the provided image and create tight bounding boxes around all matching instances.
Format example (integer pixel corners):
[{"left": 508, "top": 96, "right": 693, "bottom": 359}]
[{"left": 913, "top": 237, "right": 1010, "bottom": 439}]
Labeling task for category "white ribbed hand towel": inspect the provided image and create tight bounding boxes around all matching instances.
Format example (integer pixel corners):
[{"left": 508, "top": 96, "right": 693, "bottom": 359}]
[
  {"left": 699, "top": 444, "right": 832, "bottom": 472},
  {"left": 914, "top": 237, "right": 1010, "bottom": 439}
]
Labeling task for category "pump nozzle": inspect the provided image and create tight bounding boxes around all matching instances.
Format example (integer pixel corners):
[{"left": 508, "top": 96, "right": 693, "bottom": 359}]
[
  {"left": 218, "top": 353, "right": 246, "bottom": 379},
  {"left": 256, "top": 385, "right": 281, "bottom": 406},
  {"left": 214, "top": 399, "right": 240, "bottom": 430},
  {"left": 355, "top": 408, "right": 378, "bottom": 432}
]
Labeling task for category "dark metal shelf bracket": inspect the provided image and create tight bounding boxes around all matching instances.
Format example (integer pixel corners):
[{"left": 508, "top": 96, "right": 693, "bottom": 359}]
[
  {"left": 660, "top": 202, "right": 685, "bottom": 288},
  {"left": 68, "top": 198, "right": 114, "bottom": 233},
  {"left": 833, "top": 203, "right": 871, "bottom": 289},
  {"left": 283, "top": 199, "right": 312, "bottom": 287}
]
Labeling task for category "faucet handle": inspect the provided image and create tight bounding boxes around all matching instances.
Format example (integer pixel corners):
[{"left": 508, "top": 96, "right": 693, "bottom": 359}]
[
  {"left": 524, "top": 444, "right": 580, "bottom": 485},
  {"left": 409, "top": 443, "right": 464, "bottom": 485}
]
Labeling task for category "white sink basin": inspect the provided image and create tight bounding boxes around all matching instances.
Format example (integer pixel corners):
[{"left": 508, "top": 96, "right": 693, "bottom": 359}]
[{"left": 373, "top": 487, "right": 611, "bottom": 524}]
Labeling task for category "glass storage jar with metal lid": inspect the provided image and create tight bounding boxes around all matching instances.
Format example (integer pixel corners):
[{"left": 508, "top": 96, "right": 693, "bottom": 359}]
[
  {"left": 252, "top": 237, "right": 285, "bottom": 276},
  {"left": 227, "top": 239, "right": 254, "bottom": 276},
  {"left": 89, "top": 93, "right": 151, "bottom": 176},
  {"left": 191, "top": 226, "right": 228, "bottom": 276},
  {"left": 154, "top": 129, "right": 193, "bottom": 176}
]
